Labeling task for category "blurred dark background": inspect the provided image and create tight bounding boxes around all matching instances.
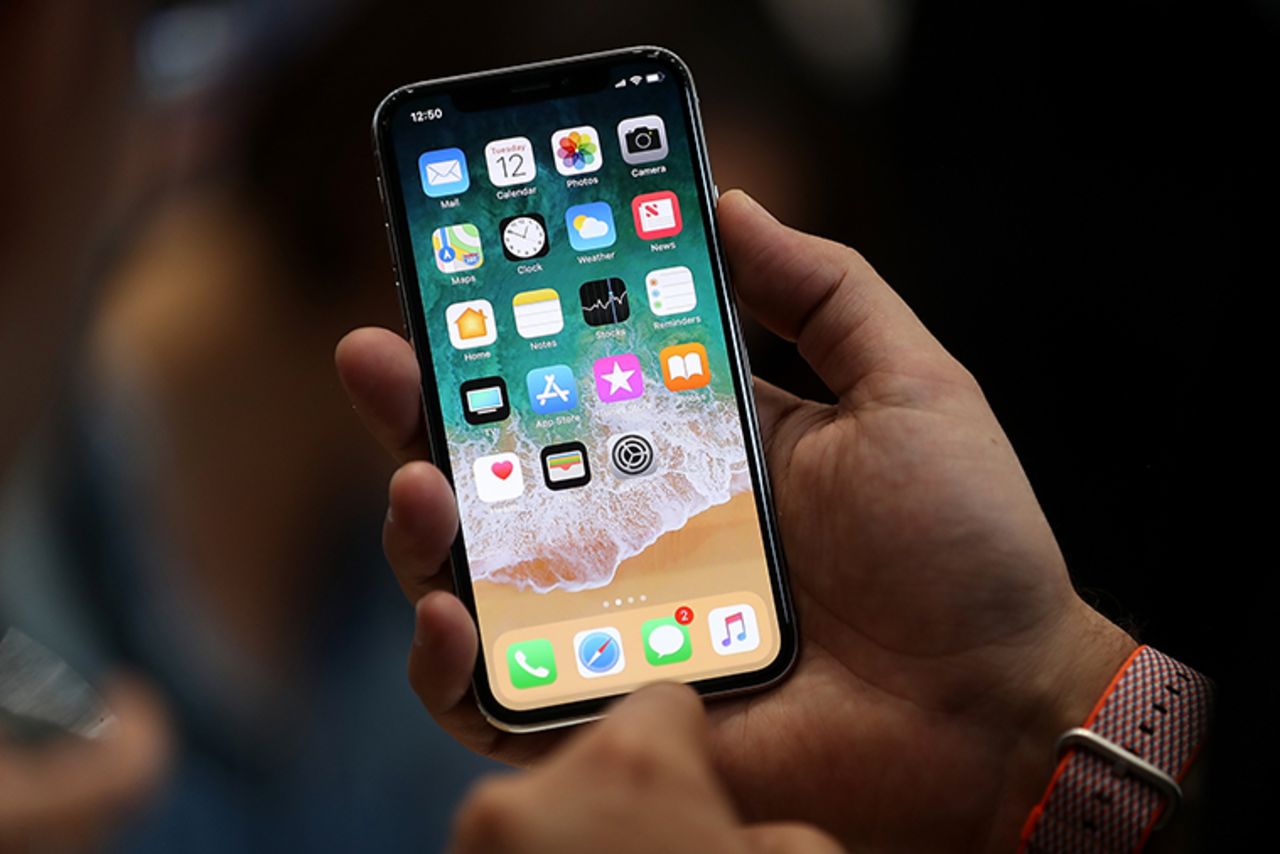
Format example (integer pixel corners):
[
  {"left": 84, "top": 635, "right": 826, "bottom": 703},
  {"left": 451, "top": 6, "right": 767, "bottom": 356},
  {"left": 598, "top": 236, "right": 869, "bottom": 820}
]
[{"left": 1, "top": 0, "right": 1270, "bottom": 849}]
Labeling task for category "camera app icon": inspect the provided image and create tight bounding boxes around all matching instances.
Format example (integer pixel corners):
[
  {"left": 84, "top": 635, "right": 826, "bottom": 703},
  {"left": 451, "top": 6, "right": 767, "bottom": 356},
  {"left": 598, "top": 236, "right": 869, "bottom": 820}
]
[{"left": 616, "top": 115, "right": 669, "bottom": 165}]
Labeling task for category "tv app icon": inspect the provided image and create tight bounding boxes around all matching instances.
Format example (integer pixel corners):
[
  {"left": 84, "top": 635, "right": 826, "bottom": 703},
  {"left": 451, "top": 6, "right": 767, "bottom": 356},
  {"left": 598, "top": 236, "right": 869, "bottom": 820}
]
[
  {"left": 459, "top": 377, "right": 509, "bottom": 425},
  {"left": 579, "top": 278, "right": 630, "bottom": 326},
  {"left": 541, "top": 441, "right": 590, "bottom": 490}
]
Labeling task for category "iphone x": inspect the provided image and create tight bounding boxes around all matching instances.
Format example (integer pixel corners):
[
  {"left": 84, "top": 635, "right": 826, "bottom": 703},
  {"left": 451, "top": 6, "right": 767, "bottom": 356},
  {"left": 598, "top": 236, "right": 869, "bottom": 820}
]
[{"left": 372, "top": 47, "right": 795, "bottom": 731}]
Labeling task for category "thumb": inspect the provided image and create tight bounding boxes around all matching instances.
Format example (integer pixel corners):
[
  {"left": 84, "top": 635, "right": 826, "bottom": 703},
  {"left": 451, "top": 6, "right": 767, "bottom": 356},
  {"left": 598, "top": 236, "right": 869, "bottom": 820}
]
[{"left": 718, "top": 189, "right": 962, "bottom": 402}]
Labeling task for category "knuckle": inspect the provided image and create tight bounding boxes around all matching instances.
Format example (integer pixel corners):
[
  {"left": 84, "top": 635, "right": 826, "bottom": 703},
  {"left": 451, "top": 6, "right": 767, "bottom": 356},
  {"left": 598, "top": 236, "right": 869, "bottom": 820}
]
[{"left": 588, "top": 727, "right": 669, "bottom": 784}]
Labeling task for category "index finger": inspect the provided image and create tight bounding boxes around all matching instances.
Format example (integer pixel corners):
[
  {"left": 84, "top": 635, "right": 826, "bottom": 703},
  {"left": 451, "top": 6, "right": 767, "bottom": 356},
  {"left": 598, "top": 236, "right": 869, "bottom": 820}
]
[
  {"left": 570, "top": 683, "right": 714, "bottom": 772},
  {"left": 335, "top": 327, "right": 432, "bottom": 464}
]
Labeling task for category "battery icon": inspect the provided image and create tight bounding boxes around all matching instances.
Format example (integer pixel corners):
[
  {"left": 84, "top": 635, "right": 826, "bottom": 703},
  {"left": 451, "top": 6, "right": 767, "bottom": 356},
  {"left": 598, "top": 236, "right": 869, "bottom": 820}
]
[{"left": 645, "top": 72, "right": 663, "bottom": 83}]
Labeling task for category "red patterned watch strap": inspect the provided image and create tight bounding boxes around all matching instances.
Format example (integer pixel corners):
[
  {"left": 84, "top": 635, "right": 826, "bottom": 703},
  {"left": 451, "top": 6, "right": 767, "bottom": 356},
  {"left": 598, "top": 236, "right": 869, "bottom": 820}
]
[{"left": 1019, "top": 645, "right": 1214, "bottom": 853}]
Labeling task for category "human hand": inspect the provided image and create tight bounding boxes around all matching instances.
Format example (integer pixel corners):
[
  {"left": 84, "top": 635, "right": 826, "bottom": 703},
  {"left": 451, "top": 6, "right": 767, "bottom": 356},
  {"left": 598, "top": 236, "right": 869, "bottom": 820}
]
[
  {"left": 0, "top": 676, "right": 170, "bottom": 852},
  {"left": 335, "top": 190, "right": 1136, "bottom": 850},
  {"left": 449, "top": 682, "right": 839, "bottom": 854}
]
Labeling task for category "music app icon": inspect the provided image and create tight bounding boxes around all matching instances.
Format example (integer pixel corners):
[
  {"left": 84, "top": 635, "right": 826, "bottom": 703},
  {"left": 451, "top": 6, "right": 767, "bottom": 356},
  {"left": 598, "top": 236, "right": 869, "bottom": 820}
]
[{"left": 707, "top": 604, "right": 761, "bottom": 656}]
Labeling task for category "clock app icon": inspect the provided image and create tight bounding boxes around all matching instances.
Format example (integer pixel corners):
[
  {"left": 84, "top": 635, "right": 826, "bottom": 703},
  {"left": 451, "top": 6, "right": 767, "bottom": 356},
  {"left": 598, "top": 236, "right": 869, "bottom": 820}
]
[{"left": 500, "top": 213, "right": 549, "bottom": 261}]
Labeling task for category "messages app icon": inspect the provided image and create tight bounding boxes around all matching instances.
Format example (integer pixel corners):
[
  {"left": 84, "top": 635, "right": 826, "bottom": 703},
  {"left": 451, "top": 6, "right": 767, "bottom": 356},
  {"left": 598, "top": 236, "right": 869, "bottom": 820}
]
[
  {"left": 642, "top": 616, "right": 691, "bottom": 666},
  {"left": 418, "top": 147, "right": 470, "bottom": 197},
  {"left": 507, "top": 638, "right": 557, "bottom": 689}
]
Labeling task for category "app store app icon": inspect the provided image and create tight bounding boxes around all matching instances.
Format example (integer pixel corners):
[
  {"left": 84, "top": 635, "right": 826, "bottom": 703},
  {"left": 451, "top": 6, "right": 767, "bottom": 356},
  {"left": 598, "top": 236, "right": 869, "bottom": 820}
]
[{"left": 526, "top": 364, "right": 578, "bottom": 415}]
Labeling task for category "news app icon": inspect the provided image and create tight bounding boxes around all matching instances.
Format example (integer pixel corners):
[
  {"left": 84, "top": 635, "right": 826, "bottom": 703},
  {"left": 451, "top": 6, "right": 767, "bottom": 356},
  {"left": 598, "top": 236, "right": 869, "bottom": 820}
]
[{"left": 632, "top": 190, "right": 682, "bottom": 239}]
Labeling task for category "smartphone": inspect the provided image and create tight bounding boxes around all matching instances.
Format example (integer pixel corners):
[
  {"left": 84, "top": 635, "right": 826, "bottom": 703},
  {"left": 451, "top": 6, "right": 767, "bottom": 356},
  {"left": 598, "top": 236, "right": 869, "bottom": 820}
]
[{"left": 372, "top": 47, "right": 796, "bottom": 731}]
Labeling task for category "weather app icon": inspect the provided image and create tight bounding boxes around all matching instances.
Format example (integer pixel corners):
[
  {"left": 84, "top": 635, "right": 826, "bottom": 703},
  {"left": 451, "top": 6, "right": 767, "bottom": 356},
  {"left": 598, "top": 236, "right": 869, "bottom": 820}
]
[{"left": 565, "top": 202, "right": 616, "bottom": 252}]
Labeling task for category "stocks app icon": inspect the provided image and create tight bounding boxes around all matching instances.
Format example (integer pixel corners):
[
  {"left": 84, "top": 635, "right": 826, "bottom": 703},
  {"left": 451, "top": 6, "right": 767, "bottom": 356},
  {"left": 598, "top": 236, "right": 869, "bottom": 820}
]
[{"left": 579, "top": 278, "right": 630, "bottom": 326}]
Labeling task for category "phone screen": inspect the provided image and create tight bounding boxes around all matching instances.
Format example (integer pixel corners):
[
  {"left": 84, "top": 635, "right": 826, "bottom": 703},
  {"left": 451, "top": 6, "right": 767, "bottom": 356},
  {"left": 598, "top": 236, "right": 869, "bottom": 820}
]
[{"left": 375, "top": 49, "right": 793, "bottom": 726}]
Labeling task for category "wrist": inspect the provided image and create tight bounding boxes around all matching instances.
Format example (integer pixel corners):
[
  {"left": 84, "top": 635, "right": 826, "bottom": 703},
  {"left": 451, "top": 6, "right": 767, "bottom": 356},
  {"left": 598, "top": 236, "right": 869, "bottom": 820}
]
[{"left": 984, "top": 598, "right": 1138, "bottom": 853}]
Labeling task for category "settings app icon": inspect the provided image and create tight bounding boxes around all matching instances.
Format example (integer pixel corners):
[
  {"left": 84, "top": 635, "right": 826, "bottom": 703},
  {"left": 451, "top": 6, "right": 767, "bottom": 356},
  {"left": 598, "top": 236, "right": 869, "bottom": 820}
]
[{"left": 608, "top": 434, "right": 655, "bottom": 477}]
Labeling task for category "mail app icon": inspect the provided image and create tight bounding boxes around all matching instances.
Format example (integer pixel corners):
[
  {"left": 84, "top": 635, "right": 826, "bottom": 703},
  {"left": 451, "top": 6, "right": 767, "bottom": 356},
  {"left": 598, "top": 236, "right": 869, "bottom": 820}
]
[{"left": 419, "top": 147, "right": 470, "bottom": 198}]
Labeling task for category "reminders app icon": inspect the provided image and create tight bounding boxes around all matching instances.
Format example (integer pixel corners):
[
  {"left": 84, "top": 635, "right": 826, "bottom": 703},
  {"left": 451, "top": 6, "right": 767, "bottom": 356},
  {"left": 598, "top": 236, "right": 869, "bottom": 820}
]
[{"left": 418, "top": 147, "right": 470, "bottom": 197}]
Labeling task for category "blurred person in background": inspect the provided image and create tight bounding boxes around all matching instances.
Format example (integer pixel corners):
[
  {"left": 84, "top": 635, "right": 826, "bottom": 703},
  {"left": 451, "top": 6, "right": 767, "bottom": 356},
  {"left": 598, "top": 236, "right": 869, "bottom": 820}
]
[
  {"left": 5, "top": 0, "right": 834, "bottom": 850},
  {"left": 0, "top": 2, "right": 171, "bottom": 850}
]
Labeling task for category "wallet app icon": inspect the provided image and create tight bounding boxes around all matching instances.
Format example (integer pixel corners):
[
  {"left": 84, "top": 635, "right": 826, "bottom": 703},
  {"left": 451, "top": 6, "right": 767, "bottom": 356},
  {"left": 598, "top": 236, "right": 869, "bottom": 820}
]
[{"left": 419, "top": 147, "right": 470, "bottom": 197}]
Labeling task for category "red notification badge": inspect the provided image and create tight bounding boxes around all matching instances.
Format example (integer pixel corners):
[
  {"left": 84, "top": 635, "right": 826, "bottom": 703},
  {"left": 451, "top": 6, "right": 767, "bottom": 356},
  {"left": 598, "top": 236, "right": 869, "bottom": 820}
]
[{"left": 674, "top": 606, "right": 694, "bottom": 625}]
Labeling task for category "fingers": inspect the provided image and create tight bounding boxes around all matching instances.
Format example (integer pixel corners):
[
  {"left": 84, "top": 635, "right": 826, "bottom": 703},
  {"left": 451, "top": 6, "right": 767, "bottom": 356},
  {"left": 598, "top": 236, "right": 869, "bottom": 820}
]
[
  {"left": 741, "top": 822, "right": 847, "bottom": 854},
  {"left": 719, "top": 189, "right": 965, "bottom": 402},
  {"left": 569, "top": 682, "right": 717, "bottom": 777},
  {"left": 408, "top": 591, "right": 478, "bottom": 719},
  {"left": 0, "top": 675, "right": 170, "bottom": 843},
  {"left": 335, "top": 327, "right": 431, "bottom": 463},
  {"left": 383, "top": 460, "right": 458, "bottom": 602}
]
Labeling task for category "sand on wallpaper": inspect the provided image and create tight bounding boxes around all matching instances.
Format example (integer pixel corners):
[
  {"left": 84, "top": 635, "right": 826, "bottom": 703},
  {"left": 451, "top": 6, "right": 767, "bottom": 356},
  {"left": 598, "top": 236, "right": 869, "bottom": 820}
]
[{"left": 474, "top": 491, "right": 766, "bottom": 639}]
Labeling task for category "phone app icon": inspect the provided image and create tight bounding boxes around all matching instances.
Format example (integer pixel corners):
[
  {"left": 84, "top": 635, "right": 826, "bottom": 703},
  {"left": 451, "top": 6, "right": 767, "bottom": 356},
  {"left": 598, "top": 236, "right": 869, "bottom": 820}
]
[
  {"left": 551, "top": 126, "right": 603, "bottom": 175},
  {"left": 445, "top": 299, "right": 496, "bottom": 349},
  {"left": 512, "top": 288, "right": 564, "bottom": 339},
  {"left": 525, "top": 364, "right": 578, "bottom": 415},
  {"left": 642, "top": 616, "right": 692, "bottom": 666},
  {"left": 541, "top": 442, "right": 590, "bottom": 491},
  {"left": 608, "top": 433, "right": 656, "bottom": 478},
  {"left": 579, "top": 278, "right": 630, "bottom": 326},
  {"left": 485, "top": 136, "right": 535, "bottom": 187},
  {"left": 660, "top": 343, "right": 711, "bottom": 391},
  {"left": 645, "top": 266, "right": 697, "bottom": 316},
  {"left": 574, "top": 628, "right": 625, "bottom": 678},
  {"left": 473, "top": 452, "right": 524, "bottom": 503},
  {"left": 418, "top": 147, "right": 470, "bottom": 197},
  {"left": 460, "top": 377, "right": 509, "bottom": 424},
  {"left": 708, "top": 604, "right": 761, "bottom": 656},
  {"left": 500, "top": 213, "right": 549, "bottom": 261},
  {"left": 506, "top": 638, "right": 557, "bottom": 689},
  {"left": 432, "top": 223, "right": 484, "bottom": 274},
  {"left": 632, "top": 191, "right": 683, "bottom": 240},
  {"left": 617, "top": 115, "right": 669, "bottom": 165},
  {"left": 565, "top": 202, "right": 616, "bottom": 252},
  {"left": 593, "top": 354, "right": 644, "bottom": 403}
]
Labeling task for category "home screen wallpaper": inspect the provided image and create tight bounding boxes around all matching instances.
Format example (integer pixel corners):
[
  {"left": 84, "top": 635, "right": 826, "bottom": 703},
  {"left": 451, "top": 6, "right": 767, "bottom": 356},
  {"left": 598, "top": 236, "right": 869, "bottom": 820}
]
[{"left": 389, "top": 66, "right": 780, "bottom": 712}]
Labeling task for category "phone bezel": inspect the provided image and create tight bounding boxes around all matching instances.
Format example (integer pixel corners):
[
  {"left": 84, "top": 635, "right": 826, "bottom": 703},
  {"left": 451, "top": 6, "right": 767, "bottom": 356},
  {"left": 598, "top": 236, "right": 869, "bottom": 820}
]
[{"left": 372, "top": 46, "right": 797, "bottom": 732}]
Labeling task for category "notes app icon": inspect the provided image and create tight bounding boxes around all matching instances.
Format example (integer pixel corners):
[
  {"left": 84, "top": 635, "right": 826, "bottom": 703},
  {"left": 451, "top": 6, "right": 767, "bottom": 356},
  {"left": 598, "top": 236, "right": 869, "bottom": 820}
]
[
  {"left": 512, "top": 289, "right": 564, "bottom": 339},
  {"left": 708, "top": 604, "right": 760, "bottom": 656}
]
